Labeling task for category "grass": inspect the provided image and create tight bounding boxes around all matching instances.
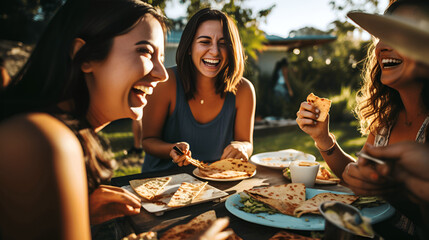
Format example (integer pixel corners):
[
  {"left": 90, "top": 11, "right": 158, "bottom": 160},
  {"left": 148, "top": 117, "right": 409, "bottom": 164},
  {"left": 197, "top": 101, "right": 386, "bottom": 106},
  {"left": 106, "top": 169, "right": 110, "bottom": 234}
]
[{"left": 101, "top": 119, "right": 367, "bottom": 177}]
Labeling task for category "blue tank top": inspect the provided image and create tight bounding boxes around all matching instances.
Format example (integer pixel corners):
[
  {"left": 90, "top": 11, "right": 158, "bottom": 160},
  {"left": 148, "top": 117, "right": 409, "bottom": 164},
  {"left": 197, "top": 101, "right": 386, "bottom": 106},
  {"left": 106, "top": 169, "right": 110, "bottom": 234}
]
[{"left": 142, "top": 67, "right": 236, "bottom": 173}]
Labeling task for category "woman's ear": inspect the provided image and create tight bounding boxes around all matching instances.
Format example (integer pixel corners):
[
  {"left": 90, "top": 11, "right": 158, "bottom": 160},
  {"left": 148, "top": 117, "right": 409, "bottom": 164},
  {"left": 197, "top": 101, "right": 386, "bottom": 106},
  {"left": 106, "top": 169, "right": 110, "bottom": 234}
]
[{"left": 71, "top": 38, "right": 92, "bottom": 73}]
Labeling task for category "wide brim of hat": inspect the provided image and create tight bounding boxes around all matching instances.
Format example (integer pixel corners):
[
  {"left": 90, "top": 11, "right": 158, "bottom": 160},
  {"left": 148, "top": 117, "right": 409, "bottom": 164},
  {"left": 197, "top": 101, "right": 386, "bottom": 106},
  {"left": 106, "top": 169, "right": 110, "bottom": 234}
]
[{"left": 347, "top": 11, "right": 429, "bottom": 65}]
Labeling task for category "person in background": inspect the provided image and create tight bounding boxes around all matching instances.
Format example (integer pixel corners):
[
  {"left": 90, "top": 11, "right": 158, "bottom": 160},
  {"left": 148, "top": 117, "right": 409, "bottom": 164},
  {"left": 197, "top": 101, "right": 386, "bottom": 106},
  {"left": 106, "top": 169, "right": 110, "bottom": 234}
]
[
  {"left": 297, "top": 0, "right": 429, "bottom": 239},
  {"left": 0, "top": 0, "right": 167, "bottom": 238},
  {"left": 272, "top": 57, "right": 293, "bottom": 102},
  {"left": 0, "top": 57, "right": 11, "bottom": 90},
  {"left": 140, "top": 8, "right": 256, "bottom": 173}
]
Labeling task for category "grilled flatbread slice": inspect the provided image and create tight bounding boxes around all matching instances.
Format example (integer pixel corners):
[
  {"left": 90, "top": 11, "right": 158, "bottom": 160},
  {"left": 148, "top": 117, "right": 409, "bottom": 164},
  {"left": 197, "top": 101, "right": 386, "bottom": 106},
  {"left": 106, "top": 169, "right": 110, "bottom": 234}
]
[
  {"left": 160, "top": 210, "right": 242, "bottom": 240},
  {"left": 160, "top": 210, "right": 216, "bottom": 240},
  {"left": 269, "top": 231, "right": 320, "bottom": 240},
  {"left": 244, "top": 183, "right": 306, "bottom": 216},
  {"left": 199, "top": 158, "right": 256, "bottom": 179},
  {"left": 167, "top": 181, "right": 208, "bottom": 207},
  {"left": 187, "top": 156, "right": 209, "bottom": 169},
  {"left": 129, "top": 177, "right": 172, "bottom": 201},
  {"left": 306, "top": 93, "right": 331, "bottom": 122},
  {"left": 294, "top": 192, "right": 358, "bottom": 217}
]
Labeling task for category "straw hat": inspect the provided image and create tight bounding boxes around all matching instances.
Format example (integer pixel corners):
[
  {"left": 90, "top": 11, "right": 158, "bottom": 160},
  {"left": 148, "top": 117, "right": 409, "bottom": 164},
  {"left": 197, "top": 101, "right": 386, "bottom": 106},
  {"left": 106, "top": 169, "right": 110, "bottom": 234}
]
[{"left": 347, "top": 11, "right": 429, "bottom": 65}]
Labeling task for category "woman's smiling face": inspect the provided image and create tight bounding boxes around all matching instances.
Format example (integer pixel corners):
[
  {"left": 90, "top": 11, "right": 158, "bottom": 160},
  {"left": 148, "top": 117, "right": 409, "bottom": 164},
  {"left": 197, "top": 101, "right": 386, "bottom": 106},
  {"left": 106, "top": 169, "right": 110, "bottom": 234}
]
[
  {"left": 375, "top": 5, "right": 429, "bottom": 89},
  {"left": 190, "top": 20, "right": 228, "bottom": 80},
  {"left": 83, "top": 13, "right": 168, "bottom": 126}
]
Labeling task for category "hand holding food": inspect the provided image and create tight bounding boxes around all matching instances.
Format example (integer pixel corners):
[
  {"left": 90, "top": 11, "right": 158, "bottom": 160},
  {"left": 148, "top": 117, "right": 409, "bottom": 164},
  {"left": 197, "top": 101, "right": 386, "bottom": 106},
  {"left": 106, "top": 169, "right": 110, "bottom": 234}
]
[
  {"left": 170, "top": 142, "right": 192, "bottom": 167},
  {"left": 89, "top": 185, "right": 141, "bottom": 225},
  {"left": 296, "top": 93, "right": 332, "bottom": 146}
]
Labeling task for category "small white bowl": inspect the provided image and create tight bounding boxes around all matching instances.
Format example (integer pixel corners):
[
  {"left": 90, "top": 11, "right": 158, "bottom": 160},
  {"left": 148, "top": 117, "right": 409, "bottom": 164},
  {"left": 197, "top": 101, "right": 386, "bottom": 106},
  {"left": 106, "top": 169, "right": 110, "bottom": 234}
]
[{"left": 289, "top": 160, "right": 320, "bottom": 187}]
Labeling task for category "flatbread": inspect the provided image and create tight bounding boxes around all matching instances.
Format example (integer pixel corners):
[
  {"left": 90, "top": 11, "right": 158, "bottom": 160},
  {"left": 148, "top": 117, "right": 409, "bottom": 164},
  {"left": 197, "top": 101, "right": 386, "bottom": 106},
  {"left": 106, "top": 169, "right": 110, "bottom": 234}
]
[
  {"left": 129, "top": 177, "right": 172, "bottom": 200},
  {"left": 160, "top": 210, "right": 242, "bottom": 240},
  {"left": 187, "top": 156, "right": 209, "bottom": 169},
  {"left": 306, "top": 93, "right": 331, "bottom": 122},
  {"left": 199, "top": 158, "right": 256, "bottom": 179},
  {"left": 167, "top": 182, "right": 208, "bottom": 207},
  {"left": 121, "top": 231, "right": 157, "bottom": 240},
  {"left": 269, "top": 231, "right": 320, "bottom": 240},
  {"left": 160, "top": 210, "right": 216, "bottom": 240},
  {"left": 244, "top": 183, "right": 306, "bottom": 216},
  {"left": 293, "top": 192, "right": 358, "bottom": 218}
]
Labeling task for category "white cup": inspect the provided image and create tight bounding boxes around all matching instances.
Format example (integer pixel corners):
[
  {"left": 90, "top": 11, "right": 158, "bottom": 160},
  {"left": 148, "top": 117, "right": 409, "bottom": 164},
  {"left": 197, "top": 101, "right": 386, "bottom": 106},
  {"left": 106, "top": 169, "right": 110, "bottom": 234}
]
[{"left": 289, "top": 160, "right": 320, "bottom": 187}]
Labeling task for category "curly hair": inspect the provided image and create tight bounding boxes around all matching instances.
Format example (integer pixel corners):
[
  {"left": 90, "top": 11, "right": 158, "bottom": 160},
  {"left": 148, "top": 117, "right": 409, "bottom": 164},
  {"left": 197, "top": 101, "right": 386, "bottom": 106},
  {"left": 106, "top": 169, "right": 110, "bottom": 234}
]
[{"left": 355, "top": 0, "right": 429, "bottom": 136}]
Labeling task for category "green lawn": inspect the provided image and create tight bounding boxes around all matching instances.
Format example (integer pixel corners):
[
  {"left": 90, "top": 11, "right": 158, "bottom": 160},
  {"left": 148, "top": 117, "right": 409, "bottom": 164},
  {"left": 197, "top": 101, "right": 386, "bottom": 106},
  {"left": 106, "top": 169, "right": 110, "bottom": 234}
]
[{"left": 101, "top": 119, "right": 367, "bottom": 177}]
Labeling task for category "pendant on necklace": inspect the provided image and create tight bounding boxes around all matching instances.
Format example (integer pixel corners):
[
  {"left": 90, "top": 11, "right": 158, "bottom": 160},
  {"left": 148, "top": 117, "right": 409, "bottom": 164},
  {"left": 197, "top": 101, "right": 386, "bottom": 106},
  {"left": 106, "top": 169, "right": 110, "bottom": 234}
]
[{"left": 200, "top": 99, "right": 204, "bottom": 104}]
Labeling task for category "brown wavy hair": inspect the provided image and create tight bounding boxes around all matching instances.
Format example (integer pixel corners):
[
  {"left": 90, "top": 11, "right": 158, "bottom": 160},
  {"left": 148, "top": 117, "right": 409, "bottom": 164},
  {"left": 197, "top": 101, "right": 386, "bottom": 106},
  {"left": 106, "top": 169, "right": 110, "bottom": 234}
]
[
  {"left": 176, "top": 8, "right": 245, "bottom": 100},
  {"left": 355, "top": 0, "right": 429, "bottom": 136}
]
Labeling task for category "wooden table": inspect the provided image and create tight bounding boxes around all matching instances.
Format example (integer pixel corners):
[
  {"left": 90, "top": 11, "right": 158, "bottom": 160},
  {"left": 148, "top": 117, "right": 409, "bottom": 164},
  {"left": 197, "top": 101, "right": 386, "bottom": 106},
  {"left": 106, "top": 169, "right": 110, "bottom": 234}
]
[{"left": 111, "top": 164, "right": 353, "bottom": 240}]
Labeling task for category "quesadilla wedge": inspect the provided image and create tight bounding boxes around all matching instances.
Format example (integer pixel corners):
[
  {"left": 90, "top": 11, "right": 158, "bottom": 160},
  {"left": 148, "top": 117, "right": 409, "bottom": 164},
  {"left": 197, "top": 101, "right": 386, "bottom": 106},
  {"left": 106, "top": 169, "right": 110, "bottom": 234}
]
[
  {"left": 199, "top": 158, "right": 256, "bottom": 179},
  {"left": 167, "top": 181, "right": 208, "bottom": 207},
  {"left": 129, "top": 177, "right": 172, "bottom": 201},
  {"left": 306, "top": 93, "right": 331, "bottom": 122},
  {"left": 244, "top": 183, "right": 306, "bottom": 216},
  {"left": 294, "top": 192, "right": 358, "bottom": 217}
]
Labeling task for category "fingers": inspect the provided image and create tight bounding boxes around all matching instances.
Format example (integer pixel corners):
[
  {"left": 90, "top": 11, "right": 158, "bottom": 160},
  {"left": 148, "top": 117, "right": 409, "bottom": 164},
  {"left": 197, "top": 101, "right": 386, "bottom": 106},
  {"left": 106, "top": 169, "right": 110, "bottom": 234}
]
[
  {"left": 200, "top": 218, "right": 231, "bottom": 240},
  {"left": 95, "top": 185, "right": 141, "bottom": 208},
  {"left": 342, "top": 163, "right": 394, "bottom": 196}
]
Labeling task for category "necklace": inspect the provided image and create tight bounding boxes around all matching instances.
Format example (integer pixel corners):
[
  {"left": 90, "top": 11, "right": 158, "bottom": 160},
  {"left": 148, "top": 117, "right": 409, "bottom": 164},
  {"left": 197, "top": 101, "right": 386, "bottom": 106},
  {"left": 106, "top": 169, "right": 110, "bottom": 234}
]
[{"left": 200, "top": 99, "right": 204, "bottom": 104}]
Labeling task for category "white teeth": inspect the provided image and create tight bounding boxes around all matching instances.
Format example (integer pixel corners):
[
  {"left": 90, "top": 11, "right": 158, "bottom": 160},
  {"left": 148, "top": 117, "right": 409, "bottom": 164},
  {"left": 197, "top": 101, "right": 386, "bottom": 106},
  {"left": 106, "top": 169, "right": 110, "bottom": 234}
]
[
  {"left": 382, "top": 58, "right": 402, "bottom": 64},
  {"left": 203, "top": 59, "right": 220, "bottom": 64},
  {"left": 133, "top": 85, "right": 152, "bottom": 95}
]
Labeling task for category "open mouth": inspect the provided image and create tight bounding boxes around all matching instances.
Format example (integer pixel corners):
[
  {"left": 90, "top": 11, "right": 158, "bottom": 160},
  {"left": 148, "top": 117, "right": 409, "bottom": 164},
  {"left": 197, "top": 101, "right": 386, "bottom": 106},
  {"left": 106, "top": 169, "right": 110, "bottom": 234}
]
[
  {"left": 132, "top": 85, "right": 152, "bottom": 96},
  {"left": 202, "top": 58, "right": 220, "bottom": 67},
  {"left": 381, "top": 58, "right": 402, "bottom": 68}
]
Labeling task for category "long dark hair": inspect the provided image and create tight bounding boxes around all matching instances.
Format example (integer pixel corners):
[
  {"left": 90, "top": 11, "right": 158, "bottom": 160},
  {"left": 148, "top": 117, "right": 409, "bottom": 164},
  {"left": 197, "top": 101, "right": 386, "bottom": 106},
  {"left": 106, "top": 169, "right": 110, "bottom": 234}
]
[
  {"left": 176, "top": 8, "right": 245, "bottom": 100},
  {"left": 0, "top": 0, "right": 166, "bottom": 192},
  {"left": 355, "top": 0, "right": 429, "bottom": 135}
]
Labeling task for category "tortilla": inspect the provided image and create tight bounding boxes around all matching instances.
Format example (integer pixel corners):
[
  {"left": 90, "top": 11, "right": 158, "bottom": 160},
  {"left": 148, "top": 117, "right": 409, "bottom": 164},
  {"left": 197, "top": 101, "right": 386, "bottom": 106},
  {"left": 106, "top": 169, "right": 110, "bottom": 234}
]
[
  {"left": 167, "top": 181, "right": 208, "bottom": 207},
  {"left": 187, "top": 156, "right": 209, "bottom": 169},
  {"left": 199, "top": 158, "right": 256, "bottom": 179},
  {"left": 306, "top": 93, "right": 331, "bottom": 122},
  {"left": 269, "top": 231, "right": 320, "bottom": 240},
  {"left": 244, "top": 183, "right": 306, "bottom": 216},
  {"left": 160, "top": 210, "right": 216, "bottom": 240},
  {"left": 293, "top": 192, "right": 358, "bottom": 217},
  {"left": 129, "top": 177, "right": 172, "bottom": 200}
]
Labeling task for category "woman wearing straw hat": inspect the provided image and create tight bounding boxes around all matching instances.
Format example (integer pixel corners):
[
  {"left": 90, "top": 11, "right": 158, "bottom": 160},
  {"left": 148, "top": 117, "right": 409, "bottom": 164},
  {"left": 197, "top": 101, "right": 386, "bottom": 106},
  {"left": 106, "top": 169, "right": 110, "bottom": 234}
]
[{"left": 297, "top": 0, "right": 429, "bottom": 239}]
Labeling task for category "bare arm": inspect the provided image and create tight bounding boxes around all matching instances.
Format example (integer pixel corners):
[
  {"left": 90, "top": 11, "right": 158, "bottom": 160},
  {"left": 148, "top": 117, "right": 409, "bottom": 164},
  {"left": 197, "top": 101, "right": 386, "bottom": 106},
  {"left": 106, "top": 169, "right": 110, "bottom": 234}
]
[
  {"left": 141, "top": 68, "right": 177, "bottom": 159},
  {"left": 221, "top": 78, "right": 256, "bottom": 160},
  {"left": 0, "top": 113, "right": 90, "bottom": 240},
  {"left": 296, "top": 101, "right": 356, "bottom": 178}
]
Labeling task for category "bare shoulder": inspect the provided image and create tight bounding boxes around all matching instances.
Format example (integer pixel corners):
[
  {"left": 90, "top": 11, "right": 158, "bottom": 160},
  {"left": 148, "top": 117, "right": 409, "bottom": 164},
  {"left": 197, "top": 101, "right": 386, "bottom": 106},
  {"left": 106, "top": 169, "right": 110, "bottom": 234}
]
[
  {"left": 0, "top": 113, "right": 87, "bottom": 238},
  {"left": 235, "top": 77, "right": 256, "bottom": 102}
]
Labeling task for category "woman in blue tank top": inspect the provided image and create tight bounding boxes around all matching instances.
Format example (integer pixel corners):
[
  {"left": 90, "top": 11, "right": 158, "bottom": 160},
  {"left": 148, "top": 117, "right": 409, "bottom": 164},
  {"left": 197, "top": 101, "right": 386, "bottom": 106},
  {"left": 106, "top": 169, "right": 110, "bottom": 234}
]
[{"left": 141, "top": 8, "right": 256, "bottom": 173}]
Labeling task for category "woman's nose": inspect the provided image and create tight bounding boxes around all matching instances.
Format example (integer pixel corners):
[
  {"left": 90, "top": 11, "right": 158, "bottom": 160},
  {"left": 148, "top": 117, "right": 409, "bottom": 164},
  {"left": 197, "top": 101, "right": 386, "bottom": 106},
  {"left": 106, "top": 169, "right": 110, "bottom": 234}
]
[
  {"left": 375, "top": 39, "right": 393, "bottom": 52},
  {"left": 150, "top": 60, "right": 168, "bottom": 83}
]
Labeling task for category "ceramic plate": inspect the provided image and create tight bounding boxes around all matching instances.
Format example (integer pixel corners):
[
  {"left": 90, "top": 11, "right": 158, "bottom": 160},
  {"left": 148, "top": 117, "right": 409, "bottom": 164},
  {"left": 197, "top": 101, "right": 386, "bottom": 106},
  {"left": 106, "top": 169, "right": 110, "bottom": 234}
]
[
  {"left": 250, "top": 149, "right": 316, "bottom": 169},
  {"left": 225, "top": 188, "right": 395, "bottom": 231}
]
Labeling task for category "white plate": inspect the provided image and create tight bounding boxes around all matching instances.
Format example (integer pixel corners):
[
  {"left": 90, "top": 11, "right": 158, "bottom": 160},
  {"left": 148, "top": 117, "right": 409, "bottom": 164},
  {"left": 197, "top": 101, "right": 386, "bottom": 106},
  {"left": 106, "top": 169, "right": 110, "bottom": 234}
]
[
  {"left": 193, "top": 168, "right": 256, "bottom": 182},
  {"left": 250, "top": 149, "right": 316, "bottom": 169},
  {"left": 225, "top": 189, "right": 395, "bottom": 231},
  {"left": 122, "top": 173, "right": 228, "bottom": 215}
]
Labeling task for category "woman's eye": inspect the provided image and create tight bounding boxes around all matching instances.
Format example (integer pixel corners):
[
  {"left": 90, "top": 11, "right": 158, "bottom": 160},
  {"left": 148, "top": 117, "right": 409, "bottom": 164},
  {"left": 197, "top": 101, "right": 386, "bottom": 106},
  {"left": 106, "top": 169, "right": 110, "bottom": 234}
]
[
  {"left": 199, "top": 41, "right": 210, "bottom": 45},
  {"left": 137, "top": 48, "right": 153, "bottom": 58}
]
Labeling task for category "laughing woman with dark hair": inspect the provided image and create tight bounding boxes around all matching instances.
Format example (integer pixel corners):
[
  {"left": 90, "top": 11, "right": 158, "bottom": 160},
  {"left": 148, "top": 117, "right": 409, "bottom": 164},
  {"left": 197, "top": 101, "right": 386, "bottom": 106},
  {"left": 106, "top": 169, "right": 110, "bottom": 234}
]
[
  {"left": 141, "top": 8, "right": 256, "bottom": 173},
  {"left": 0, "top": 0, "right": 168, "bottom": 238}
]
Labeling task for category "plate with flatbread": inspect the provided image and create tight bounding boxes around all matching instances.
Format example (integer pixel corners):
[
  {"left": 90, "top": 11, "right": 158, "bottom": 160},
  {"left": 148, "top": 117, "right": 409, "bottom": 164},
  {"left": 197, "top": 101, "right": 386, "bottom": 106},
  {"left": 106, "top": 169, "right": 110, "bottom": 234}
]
[
  {"left": 123, "top": 173, "right": 228, "bottom": 215},
  {"left": 193, "top": 158, "right": 257, "bottom": 181},
  {"left": 226, "top": 187, "right": 395, "bottom": 231},
  {"left": 251, "top": 149, "right": 316, "bottom": 169}
]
